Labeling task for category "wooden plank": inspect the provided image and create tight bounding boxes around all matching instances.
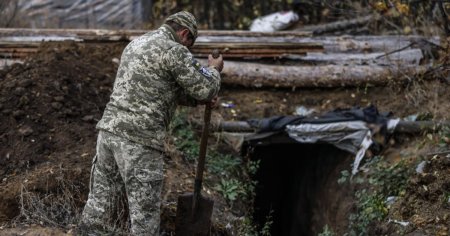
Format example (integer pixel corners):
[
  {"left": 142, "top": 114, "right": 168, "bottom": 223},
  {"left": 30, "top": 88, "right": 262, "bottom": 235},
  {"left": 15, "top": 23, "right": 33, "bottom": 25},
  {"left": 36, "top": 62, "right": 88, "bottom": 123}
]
[
  {"left": 192, "top": 53, "right": 306, "bottom": 59},
  {"left": 0, "top": 34, "right": 323, "bottom": 59},
  {"left": 0, "top": 28, "right": 312, "bottom": 40},
  {"left": 193, "top": 42, "right": 322, "bottom": 49}
]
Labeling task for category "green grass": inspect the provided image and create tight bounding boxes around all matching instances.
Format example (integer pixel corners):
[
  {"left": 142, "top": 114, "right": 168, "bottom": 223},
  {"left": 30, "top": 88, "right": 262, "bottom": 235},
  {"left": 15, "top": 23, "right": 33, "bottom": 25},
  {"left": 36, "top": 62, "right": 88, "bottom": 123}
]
[{"left": 346, "top": 156, "right": 412, "bottom": 235}]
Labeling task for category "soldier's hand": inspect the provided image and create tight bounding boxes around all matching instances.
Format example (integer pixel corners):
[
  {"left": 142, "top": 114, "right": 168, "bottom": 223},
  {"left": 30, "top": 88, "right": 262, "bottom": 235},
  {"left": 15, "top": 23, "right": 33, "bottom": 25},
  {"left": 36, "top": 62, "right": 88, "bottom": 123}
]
[
  {"left": 208, "top": 54, "right": 223, "bottom": 73},
  {"left": 198, "top": 96, "right": 219, "bottom": 109},
  {"left": 209, "top": 96, "right": 219, "bottom": 109}
]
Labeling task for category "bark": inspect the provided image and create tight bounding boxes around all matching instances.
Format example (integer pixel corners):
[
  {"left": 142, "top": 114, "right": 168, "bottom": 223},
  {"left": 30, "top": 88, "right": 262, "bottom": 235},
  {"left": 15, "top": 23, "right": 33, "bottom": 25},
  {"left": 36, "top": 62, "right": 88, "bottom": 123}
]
[
  {"left": 299, "top": 49, "right": 423, "bottom": 66},
  {"left": 294, "top": 35, "right": 442, "bottom": 53},
  {"left": 297, "top": 14, "right": 378, "bottom": 35},
  {"left": 198, "top": 60, "right": 427, "bottom": 88},
  {"left": 0, "top": 28, "right": 440, "bottom": 54},
  {"left": 0, "top": 28, "right": 312, "bottom": 41}
]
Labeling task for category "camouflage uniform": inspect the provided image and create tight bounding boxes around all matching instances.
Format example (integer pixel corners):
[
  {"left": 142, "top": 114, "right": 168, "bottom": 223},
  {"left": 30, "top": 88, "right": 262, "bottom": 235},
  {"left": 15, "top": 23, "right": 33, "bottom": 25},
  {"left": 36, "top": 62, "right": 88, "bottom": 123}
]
[{"left": 80, "top": 11, "right": 221, "bottom": 235}]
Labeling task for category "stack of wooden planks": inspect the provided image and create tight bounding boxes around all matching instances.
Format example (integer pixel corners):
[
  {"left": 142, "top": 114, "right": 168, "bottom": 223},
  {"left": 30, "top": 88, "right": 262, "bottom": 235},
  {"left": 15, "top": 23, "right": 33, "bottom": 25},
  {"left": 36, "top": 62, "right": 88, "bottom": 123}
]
[
  {"left": 0, "top": 28, "right": 442, "bottom": 88},
  {"left": 0, "top": 28, "right": 320, "bottom": 59}
]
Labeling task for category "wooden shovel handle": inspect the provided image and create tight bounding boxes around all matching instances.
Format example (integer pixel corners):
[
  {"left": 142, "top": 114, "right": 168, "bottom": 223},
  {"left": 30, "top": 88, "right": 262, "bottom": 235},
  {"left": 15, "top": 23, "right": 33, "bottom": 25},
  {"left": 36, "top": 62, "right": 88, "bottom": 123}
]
[
  {"left": 192, "top": 49, "right": 219, "bottom": 213},
  {"left": 193, "top": 103, "right": 212, "bottom": 197},
  {"left": 194, "top": 49, "right": 219, "bottom": 194}
]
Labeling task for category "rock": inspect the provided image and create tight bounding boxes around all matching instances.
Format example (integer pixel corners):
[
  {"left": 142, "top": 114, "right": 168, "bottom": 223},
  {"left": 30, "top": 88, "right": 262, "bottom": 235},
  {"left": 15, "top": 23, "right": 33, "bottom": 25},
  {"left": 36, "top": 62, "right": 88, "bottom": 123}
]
[
  {"left": 19, "top": 95, "right": 30, "bottom": 106},
  {"left": 18, "top": 126, "right": 33, "bottom": 136},
  {"left": 18, "top": 79, "right": 33, "bottom": 87},
  {"left": 13, "top": 87, "right": 26, "bottom": 96},
  {"left": 53, "top": 96, "right": 65, "bottom": 102},
  {"left": 4, "top": 81, "right": 16, "bottom": 88},
  {"left": 81, "top": 115, "right": 94, "bottom": 121},
  {"left": 12, "top": 110, "right": 25, "bottom": 118},
  {"left": 385, "top": 196, "right": 397, "bottom": 206},
  {"left": 415, "top": 161, "right": 427, "bottom": 173},
  {"left": 51, "top": 102, "right": 63, "bottom": 110}
]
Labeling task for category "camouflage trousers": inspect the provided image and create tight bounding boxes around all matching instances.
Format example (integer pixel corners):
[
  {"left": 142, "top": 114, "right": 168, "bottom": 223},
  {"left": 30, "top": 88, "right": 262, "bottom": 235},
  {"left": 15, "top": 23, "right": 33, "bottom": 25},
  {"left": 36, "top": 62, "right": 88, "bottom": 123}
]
[{"left": 80, "top": 130, "right": 164, "bottom": 235}]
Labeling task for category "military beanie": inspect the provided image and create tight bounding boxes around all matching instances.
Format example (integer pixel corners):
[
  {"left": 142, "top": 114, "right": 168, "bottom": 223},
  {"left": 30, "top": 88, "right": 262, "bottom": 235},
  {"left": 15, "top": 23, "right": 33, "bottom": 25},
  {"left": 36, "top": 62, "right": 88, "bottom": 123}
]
[{"left": 164, "top": 11, "right": 198, "bottom": 40}]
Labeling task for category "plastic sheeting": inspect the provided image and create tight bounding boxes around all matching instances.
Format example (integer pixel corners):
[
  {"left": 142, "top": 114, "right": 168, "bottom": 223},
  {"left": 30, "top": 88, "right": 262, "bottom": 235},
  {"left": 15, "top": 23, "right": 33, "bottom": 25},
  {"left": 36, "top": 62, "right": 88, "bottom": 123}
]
[
  {"left": 286, "top": 121, "right": 373, "bottom": 175},
  {"left": 243, "top": 106, "right": 399, "bottom": 175},
  {"left": 249, "top": 11, "right": 299, "bottom": 32},
  {"left": 17, "top": 0, "right": 149, "bottom": 29}
]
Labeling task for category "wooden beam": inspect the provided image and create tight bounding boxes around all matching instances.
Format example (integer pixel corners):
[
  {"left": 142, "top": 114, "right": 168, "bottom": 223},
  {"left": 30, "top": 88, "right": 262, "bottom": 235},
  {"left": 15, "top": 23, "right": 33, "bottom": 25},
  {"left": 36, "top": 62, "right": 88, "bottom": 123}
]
[
  {"left": 0, "top": 42, "right": 319, "bottom": 60},
  {"left": 0, "top": 28, "right": 312, "bottom": 41},
  {"left": 190, "top": 41, "right": 322, "bottom": 58},
  {"left": 213, "top": 120, "right": 450, "bottom": 134}
]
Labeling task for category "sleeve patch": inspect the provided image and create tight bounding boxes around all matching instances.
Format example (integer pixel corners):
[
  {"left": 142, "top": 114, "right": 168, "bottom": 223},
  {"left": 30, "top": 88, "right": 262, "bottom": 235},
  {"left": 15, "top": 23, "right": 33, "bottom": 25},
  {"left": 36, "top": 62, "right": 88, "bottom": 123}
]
[{"left": 192, "top": 59, "right": 212, "bottom": 79}]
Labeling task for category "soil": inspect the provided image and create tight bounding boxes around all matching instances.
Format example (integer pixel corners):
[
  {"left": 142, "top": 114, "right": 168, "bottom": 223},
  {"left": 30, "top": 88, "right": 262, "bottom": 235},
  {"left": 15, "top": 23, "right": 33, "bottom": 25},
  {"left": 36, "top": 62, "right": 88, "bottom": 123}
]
[
  {"left": 378, "top": 153, "right": 450, "bottom": 236},
  {"left": 0, "top": 41, "right": 449, "bottom": 235}
]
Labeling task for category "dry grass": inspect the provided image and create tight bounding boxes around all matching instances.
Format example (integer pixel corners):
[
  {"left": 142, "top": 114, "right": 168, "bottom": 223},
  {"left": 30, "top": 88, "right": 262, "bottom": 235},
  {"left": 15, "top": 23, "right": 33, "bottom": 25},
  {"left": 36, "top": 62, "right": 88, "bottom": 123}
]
[
  {"left": 13, "top": 178, "right": 83, "bottom": 229},
  {"left": 11, "top": 173, "right": 131, "bottom": 234}
]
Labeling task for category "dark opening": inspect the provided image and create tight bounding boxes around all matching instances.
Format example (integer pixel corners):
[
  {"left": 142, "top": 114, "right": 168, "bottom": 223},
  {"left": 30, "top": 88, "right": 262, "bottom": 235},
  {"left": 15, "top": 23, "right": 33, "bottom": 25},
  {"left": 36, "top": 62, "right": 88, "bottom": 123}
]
[{"left": 251, "top": 143, "right": 351, "bottom": 236}]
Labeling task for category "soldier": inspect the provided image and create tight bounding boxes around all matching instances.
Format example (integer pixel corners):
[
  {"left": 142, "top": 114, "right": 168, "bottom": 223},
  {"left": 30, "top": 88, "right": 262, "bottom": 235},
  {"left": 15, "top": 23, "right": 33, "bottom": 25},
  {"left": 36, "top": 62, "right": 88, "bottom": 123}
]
[{"left": 79, "top": 11, "right": 223, "bottom": 235}]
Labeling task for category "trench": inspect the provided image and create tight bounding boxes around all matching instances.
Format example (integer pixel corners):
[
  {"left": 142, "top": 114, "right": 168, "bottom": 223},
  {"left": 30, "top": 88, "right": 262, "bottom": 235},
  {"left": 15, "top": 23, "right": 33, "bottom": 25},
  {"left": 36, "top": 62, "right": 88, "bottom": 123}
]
[{"left": 250, "top": 143, "right": 353, "bottom": 236}]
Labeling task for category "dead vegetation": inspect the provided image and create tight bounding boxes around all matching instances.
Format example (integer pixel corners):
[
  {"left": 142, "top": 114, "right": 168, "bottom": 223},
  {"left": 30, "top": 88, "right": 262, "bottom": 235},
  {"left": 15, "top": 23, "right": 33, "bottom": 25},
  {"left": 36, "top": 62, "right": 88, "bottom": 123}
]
[{"left": 15, "top": 177, "right": 82, "bottom": 228}]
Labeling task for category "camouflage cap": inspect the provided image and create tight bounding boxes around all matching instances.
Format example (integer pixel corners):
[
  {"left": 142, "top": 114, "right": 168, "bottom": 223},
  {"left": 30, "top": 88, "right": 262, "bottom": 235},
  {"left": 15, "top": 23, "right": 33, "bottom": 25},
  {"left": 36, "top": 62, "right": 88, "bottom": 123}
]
[{"left": 164, "top": 11, "right": 198, "bottom": 40}]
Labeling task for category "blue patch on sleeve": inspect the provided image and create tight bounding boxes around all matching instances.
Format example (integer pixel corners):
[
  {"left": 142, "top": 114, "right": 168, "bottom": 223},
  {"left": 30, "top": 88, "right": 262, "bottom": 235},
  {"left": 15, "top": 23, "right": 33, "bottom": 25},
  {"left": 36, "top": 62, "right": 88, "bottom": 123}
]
[{"left": 192, "top": 59, "right": 212, "bottom": 79}]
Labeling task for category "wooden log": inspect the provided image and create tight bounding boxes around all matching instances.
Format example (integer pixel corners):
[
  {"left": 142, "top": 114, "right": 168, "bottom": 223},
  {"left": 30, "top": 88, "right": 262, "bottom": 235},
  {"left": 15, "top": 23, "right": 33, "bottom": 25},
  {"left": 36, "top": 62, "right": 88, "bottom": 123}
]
[
  {"left": 299, "top": 49, "right": 423, "bottom": 66},
  {"left": 0, "top": 28, "right": 311, "bottom": 42},
  {"left": 294, "top": 35, "right": 441, "bottom": 53},
  {"left": 197, "top": 35, "right": 441, "bottom": 57},
  {"left": 0, "top": 28, "right": 440, "bottom": 54},
  {"left": 0, "top": 59, "right": 23, "bottom": 69},
  {"left": 0, "top": 28, "right": 313, "bottom": 37},
  {"left": 198, "top": 60, "right": 427, "bottom": 88},
  {"left": 393, "top": 121, "right": 450, "bottom": 134},
  {"left": 296, "top": 15, "right": 378, "bottom": 35},
  {"left": 214, "top": 120, "right": 450, "bottom": 134},
  {"left": 4, "top": 28, "right": 433, "bottom": 48}
]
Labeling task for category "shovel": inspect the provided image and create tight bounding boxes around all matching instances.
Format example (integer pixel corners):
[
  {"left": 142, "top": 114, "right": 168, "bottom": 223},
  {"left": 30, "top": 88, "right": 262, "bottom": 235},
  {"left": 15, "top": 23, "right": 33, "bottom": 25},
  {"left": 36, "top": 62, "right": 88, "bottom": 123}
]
[
  {"left": 175, "top": 50, "right": 220, "bottom": 235},
  {"left": 175, "top": 103, "right": 214, "bottom": 235}
]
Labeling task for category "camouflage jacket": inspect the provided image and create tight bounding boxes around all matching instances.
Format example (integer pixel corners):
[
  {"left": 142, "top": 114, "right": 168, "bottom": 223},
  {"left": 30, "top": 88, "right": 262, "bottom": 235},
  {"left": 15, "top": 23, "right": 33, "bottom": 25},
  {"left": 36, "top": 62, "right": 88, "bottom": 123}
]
[{"left": 96, "top": 24, "right": 221, "bottom": 151}]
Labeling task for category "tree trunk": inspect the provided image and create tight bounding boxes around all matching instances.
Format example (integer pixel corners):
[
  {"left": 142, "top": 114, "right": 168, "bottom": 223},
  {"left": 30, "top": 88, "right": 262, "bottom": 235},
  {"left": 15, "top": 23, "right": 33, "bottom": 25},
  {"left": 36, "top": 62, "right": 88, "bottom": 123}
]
[
  {"left": 296, "top": 14, "right": 378, "bottom": 35},
  {"left": 298, "top": 49, "right": 423, "bottom": 65},
  {"left": 199, "top": 60, "right": 427, "bottom": 88}
]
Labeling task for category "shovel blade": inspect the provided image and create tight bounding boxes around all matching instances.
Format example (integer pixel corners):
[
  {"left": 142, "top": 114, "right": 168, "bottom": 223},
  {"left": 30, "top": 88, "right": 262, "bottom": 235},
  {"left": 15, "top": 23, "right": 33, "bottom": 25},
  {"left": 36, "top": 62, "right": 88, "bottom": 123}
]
[{"left": 175, "top": 193, "right": 214, "bottom": 236}]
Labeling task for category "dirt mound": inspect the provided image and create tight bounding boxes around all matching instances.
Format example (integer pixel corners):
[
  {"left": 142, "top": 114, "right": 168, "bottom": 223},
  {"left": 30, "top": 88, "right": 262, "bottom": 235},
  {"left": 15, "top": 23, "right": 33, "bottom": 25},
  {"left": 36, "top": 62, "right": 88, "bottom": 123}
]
[
  {"left": 0, "top": 41, "right": 124, "bottom": 174},
  {"left": 0, "top": 41, "right": 126, "bottom": 222},
  {"left": 380, "top": 154, "right": 450, "bottom": 235}
]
